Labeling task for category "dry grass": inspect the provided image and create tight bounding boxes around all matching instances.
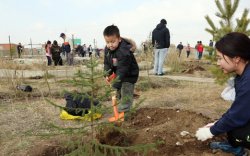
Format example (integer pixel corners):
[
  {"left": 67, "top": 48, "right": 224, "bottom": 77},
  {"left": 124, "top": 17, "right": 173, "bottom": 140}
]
[
  {"left": 0, "top": 75, "right": 230, "bottom": 155},
  {"left": 138, "top": 79, "right": 229, "bottom": 120},
  {"left": 0, "top": 54, "right": 229, "bottom": 155},
  {"left": 136, "top": 45, "right": 202, "bottom": 74},
  {"left": 0, "top": 58, "right": 46, "bottom": 70}
]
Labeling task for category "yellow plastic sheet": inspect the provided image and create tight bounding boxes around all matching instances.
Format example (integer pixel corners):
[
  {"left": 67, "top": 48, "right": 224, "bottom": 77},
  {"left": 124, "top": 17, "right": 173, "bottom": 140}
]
[{"left": 60, "top": 110, "right": 102, "bottom": 121}]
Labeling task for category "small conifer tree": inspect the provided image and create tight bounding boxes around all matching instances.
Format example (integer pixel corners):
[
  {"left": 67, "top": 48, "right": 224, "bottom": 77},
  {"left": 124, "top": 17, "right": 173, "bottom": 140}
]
[
  {"left": 204, "top": 0, "right": 250, "bottom": 84},
  {"left": 46, "top": 57, "right": 158, "bottom": 155}
]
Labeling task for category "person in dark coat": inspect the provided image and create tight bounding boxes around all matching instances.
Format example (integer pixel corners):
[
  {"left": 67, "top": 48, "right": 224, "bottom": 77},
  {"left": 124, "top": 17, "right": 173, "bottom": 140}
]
[
  {"left": 103, "top": 25, "right": 139, "bottom": 114},
  {"left": 51, "top": 40, "right": 63, "bottom": 66},
  {"left": 152, "top": 19, "right": 170, "bottom": 75},
  {"left": 76, "top": 45, "right": 84, "bottom": 57},
  {"left": 177, "top": 42, "right": 184, "bottom": 58},
  {"left": 17, "top": 43, "right": 23, "bottom": 58}
]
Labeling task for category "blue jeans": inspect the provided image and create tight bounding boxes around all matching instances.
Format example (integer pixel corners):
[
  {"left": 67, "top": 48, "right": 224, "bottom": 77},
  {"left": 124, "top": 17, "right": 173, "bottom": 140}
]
[
  {"left": 153, "top": 48, "right": 168, "bottom": 75},
  {"left": 198, "top": 52, "right": 203, "bottom": 60}
]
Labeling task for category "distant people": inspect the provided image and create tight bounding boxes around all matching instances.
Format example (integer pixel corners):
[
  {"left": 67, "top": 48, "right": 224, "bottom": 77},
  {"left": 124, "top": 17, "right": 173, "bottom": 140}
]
[
  {"left": 61, "top": 43, "right": 65, "bottom": 57},
  {"left": 60, "top": 33, "right": 73, "bottom": 65},
  {"left": 17, "top": 43, "right": 23, "bottom": 58},
  {"left": 76, "top": 44, "right": 84, "bottom": 57},
  {"left": 186, "top": 43, "right": 191, "bottom": 58},
  {"left": 177, "top": 42, "right": 184, "bottom": 58},
  {"left": 152, "top": 19, "right": 170, "bottom": 76},
  {"left": 209, "top": 40, "right": 214, "bottom": 56},
  {"left": 88, "top": 45, "right": 93, "bottom": 57},
  {"left": 95, "top": 48, "right": 100, "bottom": 58},
  {"left": 51, "top": 40, "right": 63, "bottom": 66},
  {"left": 83, "top": 44, "right": 87, "bottom": 57},
  {"left": 142, "top": 42, "right": 148, "bottom": 52},
  {"left": 197, "top": 41, "right": 204, "bottom": 60},
  {"left": 195, "top": 41, "right": 199, "bottom": 59},
  {"left": 45, "top": 40, "right": 52, "bottom": 66}
]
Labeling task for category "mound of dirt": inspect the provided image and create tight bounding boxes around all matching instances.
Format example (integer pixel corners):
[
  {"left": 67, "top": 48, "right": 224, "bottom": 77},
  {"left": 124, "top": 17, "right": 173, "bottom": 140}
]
[
  {"left": 27, "top": 140, "right": 71, "bottom": 156},
  {"left": 95, "top": 108, "right": 227, "bottom": 155},
  {"left": 96, "top": 126, "right": 134, "bottom": 146},
  {"left": 27, "top": 108, "right": 228, "bottom": 156},
  {"left": 125, "top": 108, "right": 227, "bottom": 156},
  {"left": 194, "top": 65, "right": 206, "bottom": 71},
  {"left": 182, "top": 65, "right": 206, "bottom": 74}
]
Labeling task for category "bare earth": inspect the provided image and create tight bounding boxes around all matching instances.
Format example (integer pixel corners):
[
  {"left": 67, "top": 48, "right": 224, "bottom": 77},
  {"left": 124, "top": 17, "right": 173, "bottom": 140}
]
[{"left": 0, "top": 58, "right": 235, "bottom": 156}]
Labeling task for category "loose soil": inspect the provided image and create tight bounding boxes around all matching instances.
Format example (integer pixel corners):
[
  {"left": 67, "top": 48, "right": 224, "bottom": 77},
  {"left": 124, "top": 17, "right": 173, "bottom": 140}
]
[
  {"left": 98, "top": 108, "right": 229, "bottom": 156},
  {"left": 0, "top": 59, "right": 232, "bottom": 156},
  {"left": 28, "top": 108, "right": 230, "bottom": 156}
]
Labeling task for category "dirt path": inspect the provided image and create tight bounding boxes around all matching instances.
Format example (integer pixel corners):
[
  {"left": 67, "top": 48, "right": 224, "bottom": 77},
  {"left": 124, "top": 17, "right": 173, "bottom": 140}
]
[
  {"left": 139, "top": 70, "right": 215, "bottom": 83},
  {"left": 0, "top": 68, "right": 215, "bottom": 84}
]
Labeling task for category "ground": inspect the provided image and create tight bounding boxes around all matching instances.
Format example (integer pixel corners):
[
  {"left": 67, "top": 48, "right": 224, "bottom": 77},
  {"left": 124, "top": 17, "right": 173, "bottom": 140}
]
[{"left": 0, "top": 53, "right": 236, "bottom": 156}]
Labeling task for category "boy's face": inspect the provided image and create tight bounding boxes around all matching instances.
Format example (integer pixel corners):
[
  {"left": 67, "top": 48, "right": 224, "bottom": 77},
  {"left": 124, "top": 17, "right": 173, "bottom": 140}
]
[{"left": 104, "top": 35, "right": 121, "bottom": 51}]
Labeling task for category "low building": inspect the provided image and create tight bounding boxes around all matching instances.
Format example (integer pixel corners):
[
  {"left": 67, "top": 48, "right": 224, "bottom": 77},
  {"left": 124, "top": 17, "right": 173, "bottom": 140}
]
[{"left": 0, "top": 43, "right": 18, "bottom": 57}]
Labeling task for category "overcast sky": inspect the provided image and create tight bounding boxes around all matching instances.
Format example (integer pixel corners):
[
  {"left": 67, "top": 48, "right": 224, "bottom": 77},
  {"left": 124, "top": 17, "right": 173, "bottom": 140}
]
[{"left": 0, "top": 0, "right": 249, "bottom": 48}]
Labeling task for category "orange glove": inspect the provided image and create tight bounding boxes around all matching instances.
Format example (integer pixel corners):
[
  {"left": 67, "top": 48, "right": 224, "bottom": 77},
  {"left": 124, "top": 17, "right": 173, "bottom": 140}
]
[{"left": 106, "top": 73, "right": 116, "bottom": 83}]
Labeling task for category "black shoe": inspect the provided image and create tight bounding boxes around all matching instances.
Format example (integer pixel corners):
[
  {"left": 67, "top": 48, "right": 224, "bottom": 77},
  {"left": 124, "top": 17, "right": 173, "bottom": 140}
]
[{"left": 158, "top": 73, "right": 164, "bottom": 76}]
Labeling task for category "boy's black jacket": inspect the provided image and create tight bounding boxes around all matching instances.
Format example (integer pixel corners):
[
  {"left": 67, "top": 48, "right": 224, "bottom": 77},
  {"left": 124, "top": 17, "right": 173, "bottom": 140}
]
[{"left": 104, "top": 39, "right": 139, "bottom": 89}]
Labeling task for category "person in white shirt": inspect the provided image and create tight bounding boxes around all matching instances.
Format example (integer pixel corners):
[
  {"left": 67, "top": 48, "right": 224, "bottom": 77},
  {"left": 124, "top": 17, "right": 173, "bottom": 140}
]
[{"left": 60, "top": 33, "right": 74, "bottom": 65}]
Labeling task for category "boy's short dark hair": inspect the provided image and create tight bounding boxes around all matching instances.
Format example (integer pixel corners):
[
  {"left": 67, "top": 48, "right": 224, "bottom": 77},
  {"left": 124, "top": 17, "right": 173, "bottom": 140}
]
[{"left": 103, "top": 25, "right": 120, "bottom": 37}]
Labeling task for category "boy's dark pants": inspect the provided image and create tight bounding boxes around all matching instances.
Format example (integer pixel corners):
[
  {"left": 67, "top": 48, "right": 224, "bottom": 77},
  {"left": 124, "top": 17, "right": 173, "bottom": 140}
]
[{"left": 117, "top": 82, "right": 135, "bottom": 113}]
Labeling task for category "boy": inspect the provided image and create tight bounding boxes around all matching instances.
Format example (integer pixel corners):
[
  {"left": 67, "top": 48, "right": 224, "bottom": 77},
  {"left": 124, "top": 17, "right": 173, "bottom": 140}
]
[{"left": 103, "top": 25, "right": 139, "bottom": 116}]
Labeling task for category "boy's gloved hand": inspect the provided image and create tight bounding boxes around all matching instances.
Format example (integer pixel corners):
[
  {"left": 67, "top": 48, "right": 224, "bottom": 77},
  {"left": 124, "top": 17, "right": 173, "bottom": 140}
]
[
  {"left": 106, "top": 73, "right": 116, "bottom": 83},
  {"left": 195, "top": 127, "right": 213, "bottom": 141}
]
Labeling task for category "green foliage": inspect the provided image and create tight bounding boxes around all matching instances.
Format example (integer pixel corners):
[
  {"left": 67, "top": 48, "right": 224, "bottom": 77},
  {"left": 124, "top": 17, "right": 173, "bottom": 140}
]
[
  {"left": 205, "top": 0, "right": 250, "bottom": 84},
  {"left": 235, "top": 9, "right": 250, "bottom": 34},
  {"left": 205, "top": 0, "right": 250, "bottom": 41},
  {"left": 210, "top": 65, "right": 233, "bottom": 85},
  {"left": 45, "top": 57, "right": 156, "bottom": 155},
  {"left": 204, "top": 45, "right": 217, "bottom": 61},
  {"left": 66, "top": 140, "right": 160, "bottom": 156}
]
